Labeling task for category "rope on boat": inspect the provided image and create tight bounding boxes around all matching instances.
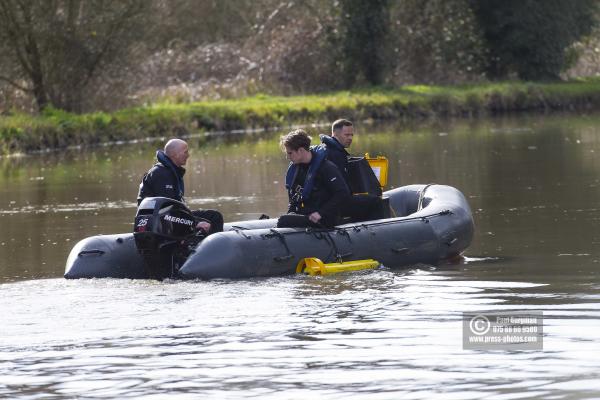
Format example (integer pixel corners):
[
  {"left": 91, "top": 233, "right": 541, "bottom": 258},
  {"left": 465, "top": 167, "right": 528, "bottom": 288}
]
[
  {"left": 261, "top": 209, "right": 453, "bottom": 242},
  {"left": 230, "top": 226, "right": 251, "bottom": 239},
  {"left": 274, "top": 206, "right": 452, "bottom": 262},
  {"left": 323, "top": 230, "right": 353, "bottom": 262},
  {"left": 263, "top": 229, "right": 294, "bottom": 262}
]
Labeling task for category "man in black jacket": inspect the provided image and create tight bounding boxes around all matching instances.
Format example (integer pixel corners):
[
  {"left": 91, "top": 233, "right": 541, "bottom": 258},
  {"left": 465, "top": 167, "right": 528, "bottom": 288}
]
[
  {"left": 137, "top": 138, "right": 223, "bottom": 234},
  {"left": 277, "top": 129, "right": 350, "bottom": 228},
  {"left": 320, "top": 119, "right": 353, "bottom": 183},
  {"left": 320, "top": 119, "right": 384, "bottom": 222}
]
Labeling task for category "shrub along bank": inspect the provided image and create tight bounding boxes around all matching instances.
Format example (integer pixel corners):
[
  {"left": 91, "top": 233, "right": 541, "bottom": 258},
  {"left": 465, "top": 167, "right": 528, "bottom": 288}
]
[{"left": 3, "top": 79, "right": 600, "bottom": 155}]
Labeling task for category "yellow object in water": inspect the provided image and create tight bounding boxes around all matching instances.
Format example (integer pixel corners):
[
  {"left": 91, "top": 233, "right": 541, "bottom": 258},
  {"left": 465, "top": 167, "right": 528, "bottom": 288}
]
[{"left": 296, "top": 257, "right": 380, "bottom": 276}]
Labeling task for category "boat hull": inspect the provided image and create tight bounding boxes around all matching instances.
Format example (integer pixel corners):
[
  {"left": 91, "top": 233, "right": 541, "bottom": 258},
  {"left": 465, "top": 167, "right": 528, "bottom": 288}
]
[{"left": 64, "top": 184, "right": 474, "bottom": 280}]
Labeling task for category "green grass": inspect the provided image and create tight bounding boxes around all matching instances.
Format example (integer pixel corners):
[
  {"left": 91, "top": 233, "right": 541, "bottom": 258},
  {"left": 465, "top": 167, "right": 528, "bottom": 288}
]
[{"left": 4, "top": 79, "right": 600, "bottom": 155}]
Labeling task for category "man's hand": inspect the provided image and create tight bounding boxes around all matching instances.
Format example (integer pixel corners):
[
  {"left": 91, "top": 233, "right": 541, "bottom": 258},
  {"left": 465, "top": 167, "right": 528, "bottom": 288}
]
[
  {"left": 196, "top": 221, "right": 211, "bottom": 233},
  {"left": 308, "top": 212, "right": 322, "bottom": 224}
]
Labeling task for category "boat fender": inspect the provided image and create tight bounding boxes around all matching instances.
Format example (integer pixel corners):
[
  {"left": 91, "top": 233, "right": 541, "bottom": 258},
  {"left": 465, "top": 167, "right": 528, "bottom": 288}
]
[{"left": 296, "top": 257, "right": 380, "bottom": 276}]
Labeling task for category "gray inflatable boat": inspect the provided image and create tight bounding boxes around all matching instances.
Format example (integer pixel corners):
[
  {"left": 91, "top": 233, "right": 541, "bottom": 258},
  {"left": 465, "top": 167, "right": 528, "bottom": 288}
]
[{"left": 64, "top": 184, "right": 474, "bottom": 280}]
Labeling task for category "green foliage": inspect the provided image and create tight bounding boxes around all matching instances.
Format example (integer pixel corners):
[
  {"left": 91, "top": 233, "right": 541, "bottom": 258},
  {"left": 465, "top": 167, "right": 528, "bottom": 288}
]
[
  {"left": 388, "top": 0, "right": 487, "bottom": 84},
  {"left": 471, "top": 0, "right": 599, "bottom": 80},
  {"left": 336, "top": 0, "right": 390, "bottom": 86},
  {"left": 5, "top": 0, "right": 600, "bottom": 116},
  {"left": 5, "top": 81, "right": 600, "bottom": 154}
]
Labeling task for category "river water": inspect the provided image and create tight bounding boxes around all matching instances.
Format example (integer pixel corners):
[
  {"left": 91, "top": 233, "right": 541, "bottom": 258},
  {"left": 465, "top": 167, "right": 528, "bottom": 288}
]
[{"left": 1, "top": 114, "right": 599, "bottom": 399}]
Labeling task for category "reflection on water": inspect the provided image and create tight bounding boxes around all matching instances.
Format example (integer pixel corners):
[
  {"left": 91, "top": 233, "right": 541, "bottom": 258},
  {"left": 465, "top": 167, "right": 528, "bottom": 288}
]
[
  {"left": 0, "top": 200, "right": 135, "bottom": 214},
  {"left": 1, "top": 113, "right": 600, "bottom": 398}
]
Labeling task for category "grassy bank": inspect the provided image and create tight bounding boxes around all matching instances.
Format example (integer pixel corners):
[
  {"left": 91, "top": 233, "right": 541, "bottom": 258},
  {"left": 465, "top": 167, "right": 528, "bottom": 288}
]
[{"left": 3, "top": 79, "right": 600, "bottom": 155}]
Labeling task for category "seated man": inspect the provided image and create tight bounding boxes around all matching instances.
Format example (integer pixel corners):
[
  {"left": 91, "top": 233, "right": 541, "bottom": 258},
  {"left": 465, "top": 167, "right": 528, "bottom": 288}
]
[
  {"left": 320, "top": 118, "right": 353, "bottom": 183},
  {"left": 320, "top": 119, "right": 384, "bottom": 222},
  {"left": 137, "top": 138, "right": 223, "bottom": 234},
  {"left": 277, "top": 129, "right": 350, "bottom": 228}
]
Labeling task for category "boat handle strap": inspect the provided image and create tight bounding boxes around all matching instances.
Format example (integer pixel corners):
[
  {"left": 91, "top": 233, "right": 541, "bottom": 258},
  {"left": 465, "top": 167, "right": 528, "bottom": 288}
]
[
  {"left": 265, "top": 229, "right": 294, "bottom": 262},
  {"left": 417, "top": 183, "right": 436, "bottom": 211},
  {"left": 78, "top": 249, "right": 105, "bottom": 257}
]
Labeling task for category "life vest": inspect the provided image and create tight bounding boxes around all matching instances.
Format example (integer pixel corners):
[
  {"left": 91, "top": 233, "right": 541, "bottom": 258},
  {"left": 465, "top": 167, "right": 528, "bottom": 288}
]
[{"left": 285, "top": 146, "right": 327, "bottom": 202}]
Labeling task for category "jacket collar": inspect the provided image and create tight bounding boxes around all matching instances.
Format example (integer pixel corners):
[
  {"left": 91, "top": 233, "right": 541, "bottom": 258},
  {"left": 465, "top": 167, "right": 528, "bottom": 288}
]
[{"left": 157, "top": 150, "right": 185, "bottom": 176}]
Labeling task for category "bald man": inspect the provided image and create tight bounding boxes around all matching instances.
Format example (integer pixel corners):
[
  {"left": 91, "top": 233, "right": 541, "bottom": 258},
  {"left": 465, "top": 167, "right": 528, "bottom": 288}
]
[{"left": 137, "top": 138, "right": 223, "bottom": 234}]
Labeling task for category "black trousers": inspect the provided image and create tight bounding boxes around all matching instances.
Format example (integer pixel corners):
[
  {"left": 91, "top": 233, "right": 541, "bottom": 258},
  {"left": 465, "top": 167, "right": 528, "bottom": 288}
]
[
  {"left": 276, "top": 213, "right": 337, "bottom": 229},
  {"left": 192, "top": 209, "right": 224, "bottom": 234}
]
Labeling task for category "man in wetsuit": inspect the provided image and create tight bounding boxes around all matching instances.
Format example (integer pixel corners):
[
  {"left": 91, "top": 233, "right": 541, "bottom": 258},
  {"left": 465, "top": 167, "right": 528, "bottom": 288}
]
[
  {"left": 320, "top": 119, "right": 384, "bottom": 222},
  {"left": 320, "top": 118, "right": 353, "bottom": 183},
  {"left": 137, "top": 138, "right": 223, "bottom": 234},
  {"left": 277, "top": 129, "right": 350, "bottom": 228}
]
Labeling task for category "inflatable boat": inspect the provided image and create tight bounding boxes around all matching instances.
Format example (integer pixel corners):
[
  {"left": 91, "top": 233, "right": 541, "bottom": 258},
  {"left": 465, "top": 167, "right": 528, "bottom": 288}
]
[{"left": 64, "top": 184, "right": 474, "bottom": 280}]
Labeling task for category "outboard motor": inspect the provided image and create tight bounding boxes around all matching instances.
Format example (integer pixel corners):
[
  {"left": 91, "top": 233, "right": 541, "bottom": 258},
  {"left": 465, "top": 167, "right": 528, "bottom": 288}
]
[{"left": 133, "top": 197, "right": 203, "bottom": 280}]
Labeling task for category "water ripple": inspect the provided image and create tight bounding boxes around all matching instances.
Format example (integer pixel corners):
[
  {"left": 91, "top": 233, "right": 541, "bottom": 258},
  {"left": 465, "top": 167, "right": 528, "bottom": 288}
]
[
  {"left": 0, "top": 195, "right": 253, "bottom": 215},
  {"left": 1, "top": 270, "right": 599, "bottom": 399}
]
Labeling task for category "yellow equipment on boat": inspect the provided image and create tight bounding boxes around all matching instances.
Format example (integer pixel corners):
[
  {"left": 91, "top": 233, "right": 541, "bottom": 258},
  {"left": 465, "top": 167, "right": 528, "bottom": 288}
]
[
  {"left": 365, "top": 153, "right": 388, "bottom": 189},
  {"left": 296, "top": 257, "right": 380, "bottom": 276}
]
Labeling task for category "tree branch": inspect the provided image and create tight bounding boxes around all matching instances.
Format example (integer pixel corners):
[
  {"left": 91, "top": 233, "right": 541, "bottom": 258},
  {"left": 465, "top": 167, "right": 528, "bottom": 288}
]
[
  {"left": 82, "top": 1, "right": 146, "bottom": 87},
  {"left": 0, "top": 0, "right": 34, "bottom": 75},
  {"left": 0, "top": 75, "right": 30, "bottom": 92}
]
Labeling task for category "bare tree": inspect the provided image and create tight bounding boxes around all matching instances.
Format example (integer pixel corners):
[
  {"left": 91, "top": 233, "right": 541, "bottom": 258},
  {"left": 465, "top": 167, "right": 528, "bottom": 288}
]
[{"left": 0, "top": 0, "right": 150, "bottom": 112}]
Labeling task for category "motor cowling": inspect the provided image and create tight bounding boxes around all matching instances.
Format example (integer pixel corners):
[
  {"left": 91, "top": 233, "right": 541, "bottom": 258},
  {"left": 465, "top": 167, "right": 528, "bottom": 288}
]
[{"left": 134, "top": 197, "right": 200, "bottom": 279}]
